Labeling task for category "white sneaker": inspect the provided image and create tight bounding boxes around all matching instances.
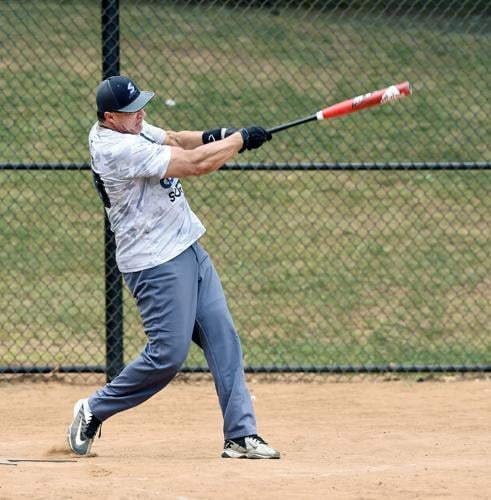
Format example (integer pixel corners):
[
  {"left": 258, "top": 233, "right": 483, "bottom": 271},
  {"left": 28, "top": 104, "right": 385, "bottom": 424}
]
[
  {"left": 221, "top": 434, "right": 280, "bottom": 459},
  {"left": 67, "top": 399, "right": 101, "bottom": 456}
]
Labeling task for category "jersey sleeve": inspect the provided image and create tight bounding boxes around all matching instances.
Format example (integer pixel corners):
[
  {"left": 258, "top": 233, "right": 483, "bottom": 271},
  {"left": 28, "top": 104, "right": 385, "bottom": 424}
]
[
  {"left": 141, "top": 121, "right": 166, "bottom": 145},
  {"left": 115, "top": 134, "right": 171, "bottom": 179}
]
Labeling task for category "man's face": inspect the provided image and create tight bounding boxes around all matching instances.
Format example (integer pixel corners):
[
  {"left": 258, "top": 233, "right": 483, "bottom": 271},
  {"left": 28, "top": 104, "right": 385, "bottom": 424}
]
[{"left": 104, "top": 108, "right": 146, "bottom": 134}]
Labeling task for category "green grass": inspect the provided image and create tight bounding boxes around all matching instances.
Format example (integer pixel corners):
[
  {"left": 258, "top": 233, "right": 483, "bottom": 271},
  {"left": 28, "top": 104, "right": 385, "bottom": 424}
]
[
  {"left": 0, "top": 2, "right": 490, "bottom": 370},
  {"left": 1, "top": 169, "right": 489, "bottom": 368},
  {"left": 0, "top": 1, "right": 489, "bottom": 164}
]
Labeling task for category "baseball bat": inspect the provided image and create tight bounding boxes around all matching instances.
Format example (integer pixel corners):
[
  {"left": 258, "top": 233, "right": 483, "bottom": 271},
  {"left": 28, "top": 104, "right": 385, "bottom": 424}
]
[{"left": 267, "top": 81, "right": 412, "bottom": 134}]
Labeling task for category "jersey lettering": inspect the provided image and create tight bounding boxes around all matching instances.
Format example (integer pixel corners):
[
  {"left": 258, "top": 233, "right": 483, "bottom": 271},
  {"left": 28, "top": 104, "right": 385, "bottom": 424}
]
[{"left": 160, "top": 177, "right": 183, "bottom": 202}]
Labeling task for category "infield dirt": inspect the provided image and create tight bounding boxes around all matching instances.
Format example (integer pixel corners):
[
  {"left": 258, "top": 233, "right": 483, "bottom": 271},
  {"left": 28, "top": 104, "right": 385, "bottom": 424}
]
[{"left": 1, "top": 377, "right": 489, "bottom": 499}]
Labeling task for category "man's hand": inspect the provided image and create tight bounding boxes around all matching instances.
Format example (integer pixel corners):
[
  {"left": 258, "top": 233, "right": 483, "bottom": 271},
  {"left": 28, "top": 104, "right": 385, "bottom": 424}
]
[
  {"left": 202, "top": 127, "right": 238, "bottom": 144},
  {"left": 239, "top": 125, "right": 272, "bottom": 153}
]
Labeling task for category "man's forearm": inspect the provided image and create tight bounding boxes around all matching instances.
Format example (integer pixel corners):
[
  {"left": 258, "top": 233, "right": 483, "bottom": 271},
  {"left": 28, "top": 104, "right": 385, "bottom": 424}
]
[
  {"left": 164, "top": 130, "right": 204, "bottom": 149},
  {"left": 164, "top": 125, "right": 271, "bottom": 178},
  {"left": 165, "top": 132, "right": 243, "bottom": 178},
  {"left": 192, "top": 132, "right": 244, "bottom": 174}
]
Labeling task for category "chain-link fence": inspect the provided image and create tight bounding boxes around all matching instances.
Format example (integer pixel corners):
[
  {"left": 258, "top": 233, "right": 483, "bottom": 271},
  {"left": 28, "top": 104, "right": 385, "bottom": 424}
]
[{"left": 1, "top": 1, "right": 490, "bottom": 380}]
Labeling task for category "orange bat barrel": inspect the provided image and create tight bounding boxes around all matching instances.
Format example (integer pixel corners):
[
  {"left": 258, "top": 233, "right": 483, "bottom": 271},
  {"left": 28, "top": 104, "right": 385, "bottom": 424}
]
[
  {"left": 267, "top": 81, "right": 413, "bottom": 134},
  {"left": 318, "top": 81, "right": 412, "bottom": 120}
]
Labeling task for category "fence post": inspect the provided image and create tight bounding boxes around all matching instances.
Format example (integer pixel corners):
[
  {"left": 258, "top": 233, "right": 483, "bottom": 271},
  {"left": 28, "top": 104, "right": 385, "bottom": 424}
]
[{"left": 101, "top": 0, "right": 124, "bottom": 382}]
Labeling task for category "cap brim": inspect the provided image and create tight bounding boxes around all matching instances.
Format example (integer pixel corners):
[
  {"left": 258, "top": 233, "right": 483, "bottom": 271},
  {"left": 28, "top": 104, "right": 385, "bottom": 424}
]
[{"left": 118, "top": 91, "right": 155, "bottom": 112}]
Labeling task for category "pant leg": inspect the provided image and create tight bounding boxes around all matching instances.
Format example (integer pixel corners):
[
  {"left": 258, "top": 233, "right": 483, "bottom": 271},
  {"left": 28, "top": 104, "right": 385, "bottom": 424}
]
[
  {"left": 192, "top": 243, "right": 257, "bottom": 440},
  {"left": 88, "top": 246, "right": 199, "bottom": 421}
]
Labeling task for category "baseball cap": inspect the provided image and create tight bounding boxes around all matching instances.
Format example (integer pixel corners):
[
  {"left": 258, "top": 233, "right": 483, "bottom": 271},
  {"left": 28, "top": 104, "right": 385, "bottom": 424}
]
[{"left": 96, "top": 75, "right": 155, "bottom": 114}]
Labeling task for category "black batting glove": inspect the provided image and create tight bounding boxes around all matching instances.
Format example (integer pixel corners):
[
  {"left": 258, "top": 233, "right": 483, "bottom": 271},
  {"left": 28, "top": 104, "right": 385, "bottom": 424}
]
[
  {"left": 202, "top": 127, "right": 238, "bottom": 144},
  {"left": 239, "top": 125, "right": 272, "bottom": 153}
]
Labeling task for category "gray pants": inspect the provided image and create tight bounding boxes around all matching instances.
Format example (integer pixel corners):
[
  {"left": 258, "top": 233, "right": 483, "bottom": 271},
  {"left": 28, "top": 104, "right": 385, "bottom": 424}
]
[{"left": 88, "top": 242, "right": 256, "bottom": 440}]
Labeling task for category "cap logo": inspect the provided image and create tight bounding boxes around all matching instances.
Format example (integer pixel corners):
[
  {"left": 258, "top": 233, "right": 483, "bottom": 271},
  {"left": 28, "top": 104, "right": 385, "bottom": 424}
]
[{"left": 127, "top": 82, "right": 136, "bottom": 97}]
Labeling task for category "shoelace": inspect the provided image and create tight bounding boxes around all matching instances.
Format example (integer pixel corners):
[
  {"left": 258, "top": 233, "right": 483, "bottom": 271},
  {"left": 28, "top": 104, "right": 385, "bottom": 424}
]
[
  {"left": 246, "top": 435, "right": 267, "bottom": 446},
  {"left": 83, "top": 415, "right": 102, "bottom": 439},
  {"left": 226, "top": 434, "right": 267, "bottom": 449}
]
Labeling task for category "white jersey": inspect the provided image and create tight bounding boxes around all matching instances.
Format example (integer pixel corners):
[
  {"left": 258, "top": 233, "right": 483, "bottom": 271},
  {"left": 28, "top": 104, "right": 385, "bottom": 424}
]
[{"left": 89, "top": 120, "right": 206, "bottom": 273}]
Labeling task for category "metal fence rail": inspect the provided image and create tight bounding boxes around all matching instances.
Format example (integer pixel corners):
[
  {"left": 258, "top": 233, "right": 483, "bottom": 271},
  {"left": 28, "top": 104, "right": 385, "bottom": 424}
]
[{"left": 0, "top": 0, "right": 489, "bottom": 380}]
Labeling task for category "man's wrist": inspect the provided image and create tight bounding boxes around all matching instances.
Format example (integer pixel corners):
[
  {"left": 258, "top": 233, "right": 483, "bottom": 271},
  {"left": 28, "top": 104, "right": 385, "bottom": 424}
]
[
  {"left": 202, "top": 127, "right": 238, "bottom": 144},
  {"left": 202, "top": 128, "right": 221, "bottom": 144},
  {"left": 231, "top": 131, "right": 244, "bottom": 151}
]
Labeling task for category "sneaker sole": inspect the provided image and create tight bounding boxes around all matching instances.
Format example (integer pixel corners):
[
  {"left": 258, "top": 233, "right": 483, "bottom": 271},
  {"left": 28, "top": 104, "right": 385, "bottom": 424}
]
[{"left": 221, "top": 450, "right": 280, "bottom": 459}]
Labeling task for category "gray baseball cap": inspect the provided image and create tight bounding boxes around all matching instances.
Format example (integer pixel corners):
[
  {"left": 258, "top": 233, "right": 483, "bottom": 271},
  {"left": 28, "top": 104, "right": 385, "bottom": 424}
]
[{"left": 96, "top": 76, "right": 155, "bottom": 114}]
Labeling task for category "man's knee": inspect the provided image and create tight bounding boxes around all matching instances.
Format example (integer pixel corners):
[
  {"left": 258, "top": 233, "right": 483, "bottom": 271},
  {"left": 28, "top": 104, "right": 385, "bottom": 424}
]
[{"left": 144, "top": 336, "right": 189, "bottom": 372}]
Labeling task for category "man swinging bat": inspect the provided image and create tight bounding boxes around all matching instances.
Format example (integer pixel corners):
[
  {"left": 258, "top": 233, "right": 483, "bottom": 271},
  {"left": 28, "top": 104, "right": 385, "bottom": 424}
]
[
  {"left": 67, "top": 75, "right": 280, "bottom": 459},
  {"left": 67, "top": 75, "right": 411, "bottom": 459}
]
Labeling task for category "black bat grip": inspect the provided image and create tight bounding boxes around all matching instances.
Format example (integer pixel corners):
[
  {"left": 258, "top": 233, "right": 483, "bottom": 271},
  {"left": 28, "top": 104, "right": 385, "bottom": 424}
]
[{"left": 267, "top": 113, "right": 318, "bottom": 134}]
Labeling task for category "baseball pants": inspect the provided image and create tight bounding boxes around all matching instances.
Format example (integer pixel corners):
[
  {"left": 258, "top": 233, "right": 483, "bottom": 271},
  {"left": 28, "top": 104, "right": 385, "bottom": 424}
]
[{"left": 88, "top": 241, "right": 257, "bottom": 440}]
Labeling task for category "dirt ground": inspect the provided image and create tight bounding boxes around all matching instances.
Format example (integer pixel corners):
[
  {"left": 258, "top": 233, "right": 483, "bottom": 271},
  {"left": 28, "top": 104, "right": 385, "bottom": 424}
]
[{"left": 0, "top": 376, "right": 490, "bottom": 500}]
